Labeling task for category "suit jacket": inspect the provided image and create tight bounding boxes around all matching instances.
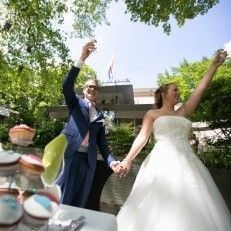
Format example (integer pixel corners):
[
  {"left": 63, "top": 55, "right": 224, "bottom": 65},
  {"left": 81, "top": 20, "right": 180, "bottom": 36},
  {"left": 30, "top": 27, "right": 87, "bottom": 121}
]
[{"left": 61, "top": 66, "right": 116, "bottom": 169}]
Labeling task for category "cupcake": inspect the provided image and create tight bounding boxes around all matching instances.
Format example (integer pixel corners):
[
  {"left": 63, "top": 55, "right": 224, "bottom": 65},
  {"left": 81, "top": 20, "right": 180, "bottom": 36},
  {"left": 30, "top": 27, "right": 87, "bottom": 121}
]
[
  {"left": 0, "top": 194, "right": 23, "bottom": 229},
  {"left": 0, "top": 150, "right": 21, "bottom": 164},
  {"left": 22, "top": 194, "right": 58, "bottom": 229},
  {"left": 19, "top": 154, "right": 44, "bottom": 174},
  {"left": 0, "top": 150, "right": 20, "bottom": 177},
  {"left": 0, "top": 187, "right": 19, "bottom": 197},
  {"left": 9, "top": 124, "right": 35, "bottom": 146},
  {"left": 38, "top": 184, "right": 61, "bottom": 205},
  {"left": 0, "top": 163, "right": 19, "bottom": 177}
]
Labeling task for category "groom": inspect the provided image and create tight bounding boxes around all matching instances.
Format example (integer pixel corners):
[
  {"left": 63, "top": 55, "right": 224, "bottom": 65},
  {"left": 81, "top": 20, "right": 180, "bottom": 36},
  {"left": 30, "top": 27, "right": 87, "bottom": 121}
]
[{"left": 57, "top": 41, "right": 123, "bottom": 208}]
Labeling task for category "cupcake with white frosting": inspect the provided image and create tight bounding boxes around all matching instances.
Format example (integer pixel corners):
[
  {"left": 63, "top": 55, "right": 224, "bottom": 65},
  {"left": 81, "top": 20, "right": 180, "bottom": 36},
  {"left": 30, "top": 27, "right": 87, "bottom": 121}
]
[
  {"left": 0, "top": 182, "right": 20, "bottom": 198},
  {"left": 0, "top": 150, "right": 20, "bottom": 177},
  {"left": 0, "top": 150, "right": 20, "bottom": 164},
  {"left": 22, "top": 194, "right": 58, "bottom": 229},
  {"left": 0, "top": 194, "right": 23, "bottom": 230}
]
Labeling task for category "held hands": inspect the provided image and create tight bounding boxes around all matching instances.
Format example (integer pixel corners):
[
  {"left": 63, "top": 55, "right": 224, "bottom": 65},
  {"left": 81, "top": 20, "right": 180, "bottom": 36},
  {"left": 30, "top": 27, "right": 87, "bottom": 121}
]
[
  {"left": 212, "top": 49, "right": 227, "bottom": 68},
  {"left": 110, "top": 159, "right": 132, "bottom": 177},
  {"left": 111, "top": 159, "right": 132, "bottom": 178},
  {"left": 80, "top": 41, "right": 97, "bottom": 62},
  {"left": 110, "top": 161, "right": 125, "bottom": 177},
  {"left": 118, "top": 159, "right": 132, "bottom": 177}
]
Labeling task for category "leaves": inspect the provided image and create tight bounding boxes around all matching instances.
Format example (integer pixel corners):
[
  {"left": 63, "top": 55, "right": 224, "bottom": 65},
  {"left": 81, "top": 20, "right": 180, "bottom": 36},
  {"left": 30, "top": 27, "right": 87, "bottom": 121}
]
[
  {"left": 0, "top": 0, "right": 111, "bottom": 69},
  {"left": 124, "top": 0, "right": 219, "bottom": 34},
  {"left": 106, "top": 122, "right": 154, "bottom": 158},
  {"left": 72, "top": 0, "right": 112, "bottom": 37},
  {"left": 157, "top": 58, "right": 209, "bottom": 102},
  {"left": 0, "top": 0, "right": 222, "bottom": 71},
  {"left": 157, "top": 55, "right": 231, "bottom": 147},
  {"left": 0, "top": 54, "right": 97, "bottom": 147}
]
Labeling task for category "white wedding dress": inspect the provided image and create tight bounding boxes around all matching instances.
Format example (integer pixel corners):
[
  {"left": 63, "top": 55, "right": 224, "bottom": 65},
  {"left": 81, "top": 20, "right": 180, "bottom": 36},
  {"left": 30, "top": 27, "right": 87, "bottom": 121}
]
[{"left": 117, "top": 116, "right": 231, "bottom": 231}]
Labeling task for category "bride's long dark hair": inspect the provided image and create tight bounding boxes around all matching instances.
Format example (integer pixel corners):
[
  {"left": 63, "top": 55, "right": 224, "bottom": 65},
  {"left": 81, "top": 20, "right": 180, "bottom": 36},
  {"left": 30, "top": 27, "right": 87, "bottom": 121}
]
[{"left": 154, "top": 83, "right": 175, "bottom": 109}]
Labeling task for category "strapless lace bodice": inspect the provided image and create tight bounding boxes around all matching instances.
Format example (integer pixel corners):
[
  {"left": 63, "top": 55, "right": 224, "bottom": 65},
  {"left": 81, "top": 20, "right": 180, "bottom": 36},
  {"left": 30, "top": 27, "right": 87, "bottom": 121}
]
[{"left": 154, "top": 116, "right": 192, "bottom": 143}]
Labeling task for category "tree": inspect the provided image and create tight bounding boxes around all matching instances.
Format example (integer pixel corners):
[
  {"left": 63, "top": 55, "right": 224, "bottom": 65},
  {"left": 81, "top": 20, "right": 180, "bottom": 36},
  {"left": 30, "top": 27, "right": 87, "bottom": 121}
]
[
  {"left": 0, "top": 0, "right": 105, "bottom": 147},
  {"left": 157, "top": 54, "right": 231, "bottom": 143},
  {"left": 199, "top": 70, "right": 231, "bottom": 146},
  {"left": 0, "top": 0, "right": 220, "bottom": 70},
  {"left": 0, "top": 0, "right": 112, "bottom": 68},
  {"left": 123, "top": 0, "right": 219, "bottom": 34},
  {"left": 0, "top": 56, "right": 97, "bottom": 147},
  {"left": 157, "top": 57, "right": 211, "bottom": 103}
]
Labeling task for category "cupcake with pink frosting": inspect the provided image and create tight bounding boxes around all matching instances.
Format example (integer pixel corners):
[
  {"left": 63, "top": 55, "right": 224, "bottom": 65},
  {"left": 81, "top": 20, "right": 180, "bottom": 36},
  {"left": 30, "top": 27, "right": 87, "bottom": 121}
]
[
  {"left": 9, "top": 124, "right": 35, "bottom": 146},
  {"left": 19, "top": 154, "right": 44, "bottom": 174}
]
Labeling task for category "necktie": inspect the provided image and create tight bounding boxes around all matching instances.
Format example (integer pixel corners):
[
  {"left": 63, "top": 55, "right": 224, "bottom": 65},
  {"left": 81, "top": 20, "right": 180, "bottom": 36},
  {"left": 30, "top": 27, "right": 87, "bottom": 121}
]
[
  {"left": 81, "top": 131, "right": 89, "bottom": 146},
  {"left": 89, "top": 102, "right": 98, "bottom": 122},
  {"left": 80, "top": 102, "right": 96, "bottom": 146}
]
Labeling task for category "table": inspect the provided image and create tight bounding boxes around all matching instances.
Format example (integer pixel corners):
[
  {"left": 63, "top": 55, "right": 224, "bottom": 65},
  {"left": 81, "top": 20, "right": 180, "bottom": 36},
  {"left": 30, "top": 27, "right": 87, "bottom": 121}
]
[{"left": 49, "top": 204, "right": 118, "bottom": 231}]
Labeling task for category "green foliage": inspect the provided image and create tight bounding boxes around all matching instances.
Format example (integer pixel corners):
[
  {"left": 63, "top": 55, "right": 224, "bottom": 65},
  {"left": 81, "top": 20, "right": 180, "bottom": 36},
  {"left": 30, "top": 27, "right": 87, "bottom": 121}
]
[
  {"left": 197, "top": 146, "right": 231, "bottom": 169},
  {"left": 106, "top": 122, "right": 154, "bottom": 159},
  {"left": 157, "top": 58, "right": 210, "bottom": 103},
  {"left": 0, "top": 1, "right": 69, "bottom": 68},
  {"left": 157, "top": 55, "right": 231, "bottom": 168},
  {"left": 124, "top": 0, "right": 219, "bottom": 34},
  {"left": 0, "top": 0, "right": 111, "bottom": 68},
  {"left": 0, "top": 119, "right": 11, "bottom": 143},
  {"left": 72, "top": 0, "right": 112, "bottom": 37},
  {"left": 0, "top": 0, "right": 221, "bottom": 71},
  {"left": 198, "top": 62, "right": 231, "bottom": 144},
  {"left": 157, "top": 56, "right": 231, "bottom": 125},
  {"left": 76, "top": 65, "right": 98, "bottom": 87},
  {"left": 0, "top": 55, "right": 97, "bottom": 148},
  {"left": 107, "top": 123, "right": 136, "bottom": 156},
  {"left": 0, "top": 62, "right": 67, "bottom": 125},
  {"left": 34, "top": 119, "right": 65, "bottom": 148}
]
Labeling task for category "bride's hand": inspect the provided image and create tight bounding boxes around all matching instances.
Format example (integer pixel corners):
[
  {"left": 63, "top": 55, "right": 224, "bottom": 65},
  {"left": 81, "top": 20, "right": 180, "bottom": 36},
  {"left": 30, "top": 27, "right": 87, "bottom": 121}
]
[
  {"left": 212, "top": 49, "right": 227, "bottom": 67},
  {"left": 118, "top": 159, "right": 132, "bottom": 177}
]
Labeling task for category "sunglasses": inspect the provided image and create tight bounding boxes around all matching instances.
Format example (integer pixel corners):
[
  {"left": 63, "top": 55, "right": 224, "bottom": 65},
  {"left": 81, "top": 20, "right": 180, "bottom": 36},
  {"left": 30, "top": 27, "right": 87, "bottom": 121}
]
[{"left": 85, "top": 85, "right": 99, "bottom": 90}]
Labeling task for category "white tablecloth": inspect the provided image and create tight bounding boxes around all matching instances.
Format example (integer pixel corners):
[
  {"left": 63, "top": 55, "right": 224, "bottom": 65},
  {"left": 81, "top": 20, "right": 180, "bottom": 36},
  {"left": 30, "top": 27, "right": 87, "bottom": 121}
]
[{"left": 49, "top": 204, "right": 118, "bottom": 231}]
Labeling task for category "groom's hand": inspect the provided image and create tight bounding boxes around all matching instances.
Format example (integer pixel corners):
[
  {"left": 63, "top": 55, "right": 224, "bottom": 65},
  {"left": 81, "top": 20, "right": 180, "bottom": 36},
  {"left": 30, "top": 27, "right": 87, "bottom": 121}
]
[
  {"left": 110, "top": 161, "right": 122, "bottom": 174},
  {"left": 80, "top": 41, "right": 97, "bottom": 62},
  {"left": 110, "top": 161, "right": 127, "bottom": 177}
]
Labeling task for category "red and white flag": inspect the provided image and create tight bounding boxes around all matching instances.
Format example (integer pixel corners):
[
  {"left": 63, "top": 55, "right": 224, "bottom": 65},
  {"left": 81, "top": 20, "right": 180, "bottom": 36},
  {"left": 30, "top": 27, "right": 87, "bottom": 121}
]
[{"left": 107, "top": 54, "right": 115, "bottom": 80}]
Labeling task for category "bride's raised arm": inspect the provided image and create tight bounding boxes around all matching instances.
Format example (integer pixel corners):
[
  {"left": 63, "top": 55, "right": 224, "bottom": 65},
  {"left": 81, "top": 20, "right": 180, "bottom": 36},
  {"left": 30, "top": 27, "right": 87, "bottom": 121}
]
[{"left": 180, "top": 50, "right": 227, "bottom": 117}]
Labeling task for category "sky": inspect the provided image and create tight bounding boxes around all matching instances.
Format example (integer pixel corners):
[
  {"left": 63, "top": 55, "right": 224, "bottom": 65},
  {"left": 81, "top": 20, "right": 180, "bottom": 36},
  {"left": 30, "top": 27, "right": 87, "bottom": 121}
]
[{"left": 66, "top": 0, "right": 231, "bottom": 89}]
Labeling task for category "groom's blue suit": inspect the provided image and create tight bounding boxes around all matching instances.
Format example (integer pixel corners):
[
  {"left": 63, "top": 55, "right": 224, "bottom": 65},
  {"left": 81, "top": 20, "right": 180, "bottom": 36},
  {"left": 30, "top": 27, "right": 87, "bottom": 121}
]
[{"left": 57, "top": 66, "right": 116, "bottom": 207}]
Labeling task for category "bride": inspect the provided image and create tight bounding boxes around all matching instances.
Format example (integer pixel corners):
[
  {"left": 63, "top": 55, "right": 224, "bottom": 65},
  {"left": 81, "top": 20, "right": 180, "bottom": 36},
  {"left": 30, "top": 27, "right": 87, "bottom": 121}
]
[{"left": 117, "top": 49, "right": 231, "bottom": 231}]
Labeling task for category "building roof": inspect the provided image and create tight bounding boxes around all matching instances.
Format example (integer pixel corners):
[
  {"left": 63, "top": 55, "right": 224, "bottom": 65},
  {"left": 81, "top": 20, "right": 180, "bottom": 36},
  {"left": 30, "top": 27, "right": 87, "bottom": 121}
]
[
  {"left": 47, "top": 85, "right": 156, "bottom": 119},
  {"left": 76, "top": 84, "right": 135, "bottom": 104}
]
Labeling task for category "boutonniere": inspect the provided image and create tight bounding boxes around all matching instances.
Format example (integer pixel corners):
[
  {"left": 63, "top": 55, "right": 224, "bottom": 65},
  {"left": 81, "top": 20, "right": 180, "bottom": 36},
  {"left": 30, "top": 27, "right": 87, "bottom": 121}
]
[{"left": 97, "top": 119, "right": 106, "bottom": 126}]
